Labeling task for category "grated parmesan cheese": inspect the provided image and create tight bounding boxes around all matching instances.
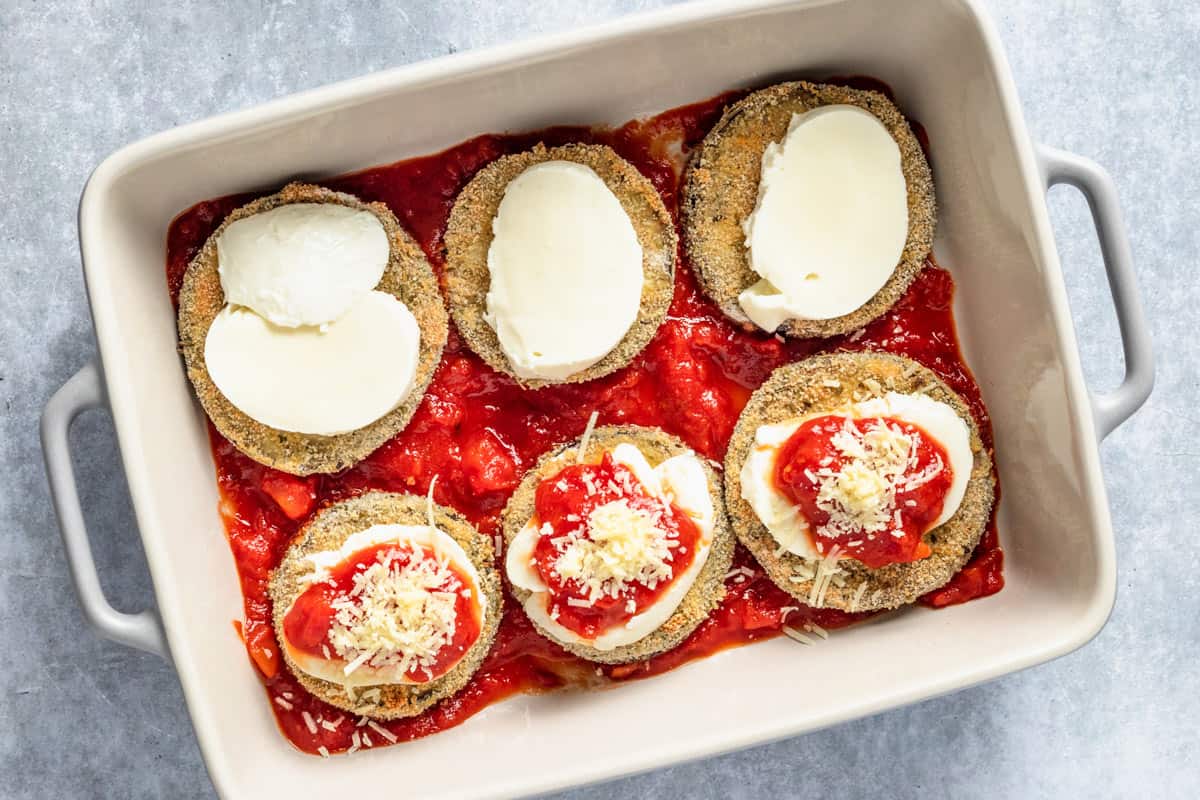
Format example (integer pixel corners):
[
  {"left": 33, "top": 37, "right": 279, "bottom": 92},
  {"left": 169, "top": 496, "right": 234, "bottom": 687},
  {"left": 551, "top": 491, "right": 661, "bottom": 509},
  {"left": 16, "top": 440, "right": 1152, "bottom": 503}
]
[
  {"left": 367, "top": 720, "right": 399, "bottom": 744},
  {"left": 425, "top": 476, "right": 441, "bottom": 532},
  {"left": 553, "top": 499, "right": 675, "bottom": 603},
  {"left": 805, "top": 622, "right": 829, "bottom": 640},
  {"left": 576, "top": 410, "right": 599, "bottom": 465},
  {"left": 781, "top": 625, "right": 815, "bottom": 645},
  {"left": 849, "top": 582, "right": 868, "bottom": 612},
  {"left": 808, "top": 545, "right": 843, "bottom": 607},
  {"left": 327, "top": 546, "right": 463, "bottom": 680},
  {"left": 808, "top": 417, "right": 943, "bottom": 543}
]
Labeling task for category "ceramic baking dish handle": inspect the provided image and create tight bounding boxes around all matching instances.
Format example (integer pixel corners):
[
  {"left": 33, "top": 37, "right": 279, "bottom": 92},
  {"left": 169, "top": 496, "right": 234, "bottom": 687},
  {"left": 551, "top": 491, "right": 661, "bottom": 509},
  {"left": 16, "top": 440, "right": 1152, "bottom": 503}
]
[
  {"left": 41, "top": 359, "right": 170, "bottom": 659},
  {"left": 1037, "top": 144, "right": 1154, "bottom": 440}
]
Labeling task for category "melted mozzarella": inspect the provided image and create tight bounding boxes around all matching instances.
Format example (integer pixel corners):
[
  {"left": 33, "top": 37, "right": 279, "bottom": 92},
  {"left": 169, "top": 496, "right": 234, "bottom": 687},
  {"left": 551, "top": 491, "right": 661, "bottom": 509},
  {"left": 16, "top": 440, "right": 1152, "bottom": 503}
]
[
  {"left": 282, "top": 524, "right": 485, "bottom": 687},
  {"left": 484, "top": 161, "right": 643, "bottom": 380},
  {"left": 739, "top": 392, "right": 972, "bottom": 561},
  {"left": 506, "top": 444, "right": 713, "bottom": 651},
  {"left": 205, "top": 290, "right": 419, "bottom": 435},
  {"left": 217, "top": 203, "right": 389, "bottom": 328},
  {"left": 738, "top": 105, "right": 908, "bottom": 331}
]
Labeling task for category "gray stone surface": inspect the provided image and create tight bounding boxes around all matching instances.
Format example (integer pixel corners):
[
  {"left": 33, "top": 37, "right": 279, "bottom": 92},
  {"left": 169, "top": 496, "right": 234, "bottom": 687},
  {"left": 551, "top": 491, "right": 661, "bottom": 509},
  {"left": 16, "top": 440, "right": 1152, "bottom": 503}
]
[{"left": 1, "top": 0, "right": 1196, "bottom": 797}]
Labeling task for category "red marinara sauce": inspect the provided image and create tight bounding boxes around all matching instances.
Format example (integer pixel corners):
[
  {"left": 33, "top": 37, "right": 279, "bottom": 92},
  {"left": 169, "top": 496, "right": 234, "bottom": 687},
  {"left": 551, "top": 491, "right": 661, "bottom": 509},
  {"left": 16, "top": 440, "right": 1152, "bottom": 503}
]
[
  {"left": 281, "top": 542, "right": 483, "bottom": 682},
  {"left": 165, "top": 83, "right": 1003, "bottom": 755},
  {"left": 774, "top": 415, "right": 953, "bottom": 568},
  {"left": 529, "top": 454, "right": 701, "bottom": 638}
]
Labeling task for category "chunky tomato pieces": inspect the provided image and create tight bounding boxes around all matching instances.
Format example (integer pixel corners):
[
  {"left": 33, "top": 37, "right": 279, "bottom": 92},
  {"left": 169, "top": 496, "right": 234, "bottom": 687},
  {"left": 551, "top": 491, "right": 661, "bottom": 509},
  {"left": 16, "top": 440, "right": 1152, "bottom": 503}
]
[{"left": 259, "top": 472, "right": 316, "bottom": 520}]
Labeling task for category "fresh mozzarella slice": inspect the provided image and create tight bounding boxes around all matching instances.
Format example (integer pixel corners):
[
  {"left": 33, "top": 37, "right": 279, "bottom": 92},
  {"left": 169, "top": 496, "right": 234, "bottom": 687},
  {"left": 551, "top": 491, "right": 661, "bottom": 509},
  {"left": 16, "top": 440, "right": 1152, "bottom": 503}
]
[
  {"left": 740, "top": 419, "right": 818, "bottom": 558},
  {"left": 504, "top": 521, "right": 545, "bottom": 595},
  {"left": 205, "top": 290, "right": 419, "bottom": 435},
  {"left": 738, "top": 105, "right": 909, "bottom": 331},
  {"left": 485, "top": 160, "right": 643, "bottom": 380},
  {"left": 283, "top": 524, "right": 485, "bottom": 687},
  {"left": 652, "top": 452, "right": 716, "bottom": 534},
  {"left": 740, "top": 392, "right": 972, "bottom": 560},
  {"left": 217, "top": 202, "right": 389, "bottom": 328},
  {"left": 607, "top": 443, "right": 662, "bottom": 497},
  {"left": 506, "top": 446, "right": 714, "bottom": 650}
]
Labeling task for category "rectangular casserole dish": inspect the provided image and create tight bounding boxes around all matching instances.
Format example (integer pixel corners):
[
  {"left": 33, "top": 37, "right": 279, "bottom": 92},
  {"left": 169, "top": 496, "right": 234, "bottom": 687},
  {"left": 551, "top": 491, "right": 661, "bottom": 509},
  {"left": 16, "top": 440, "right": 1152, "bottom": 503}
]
[{"left": 43, "top": 0, "right": 1153, "bottom": 797}]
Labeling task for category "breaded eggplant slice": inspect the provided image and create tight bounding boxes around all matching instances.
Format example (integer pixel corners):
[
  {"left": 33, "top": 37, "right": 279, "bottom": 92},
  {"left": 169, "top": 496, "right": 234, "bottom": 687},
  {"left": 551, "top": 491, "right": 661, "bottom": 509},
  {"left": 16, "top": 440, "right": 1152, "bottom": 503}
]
[
  {"left": 178, "top": 182, "right": 448, "bottom": 475},
  {"left": 444, "top": 143, "right": 675, "bottom": 388},
  {"left": 269, "top": 491, "right": 501, "bottom": 719},
  {"left": 682, "top": 81, "right": 935, "bottom": 338},
  {"left": 724, "top": 352, "right": 994, "bottom": 611},
  {"left": 501, "top": 425, "right": 734, "bottom": 664}
]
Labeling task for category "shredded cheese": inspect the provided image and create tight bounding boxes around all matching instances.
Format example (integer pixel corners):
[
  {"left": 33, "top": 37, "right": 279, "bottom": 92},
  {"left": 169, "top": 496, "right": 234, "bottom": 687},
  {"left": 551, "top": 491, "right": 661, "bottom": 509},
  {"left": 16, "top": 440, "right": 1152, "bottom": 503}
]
[
  {"left": 553, "top": 499, "right": 676, "bottom": 603},
  {"left": 576, "top": 410, "right": 599, "bottom": 465},
  {"left": 327, "top": 546, "right": 463, "bottom": 680},
  {"left": 808, "top": 544, "right": 843, "bottom": 606},
  {"left": 367, "top": 720, "right": 399, "bottom": 744},
  {"left": 781, "top": 625, "right": 815, "bottom": 645},
  {"left": 723, "top": 566, "right": 756, "bottom": 582},
  {"left": 426, "top": 475, "right": 438, "bottom": 529},
  {"left": 849, "top": 582, "right": 868, "bottom": 612},
  {"left": 809, "top": 417, "right": 943, "bottom": 542}
]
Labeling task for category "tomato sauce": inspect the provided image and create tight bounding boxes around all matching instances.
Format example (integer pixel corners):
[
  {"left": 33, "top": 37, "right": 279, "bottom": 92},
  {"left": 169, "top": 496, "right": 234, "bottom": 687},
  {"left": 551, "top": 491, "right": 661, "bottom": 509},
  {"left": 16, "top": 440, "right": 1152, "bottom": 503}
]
[
  {"left": 528, "top": 454, "right": 702, "bottom": 638},
  {"left": 774, "top": 415, "right": 952, "bottom": 567},
  {"left": 166, "top": 86, "right": 1003, "bottom": 756}
]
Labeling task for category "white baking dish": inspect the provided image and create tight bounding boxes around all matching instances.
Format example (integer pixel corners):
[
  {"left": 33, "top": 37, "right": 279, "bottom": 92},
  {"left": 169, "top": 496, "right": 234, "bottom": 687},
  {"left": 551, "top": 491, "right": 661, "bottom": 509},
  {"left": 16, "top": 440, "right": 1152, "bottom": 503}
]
[{"left": 42, "top": 0, "right": 1152, "bottom": 797}]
